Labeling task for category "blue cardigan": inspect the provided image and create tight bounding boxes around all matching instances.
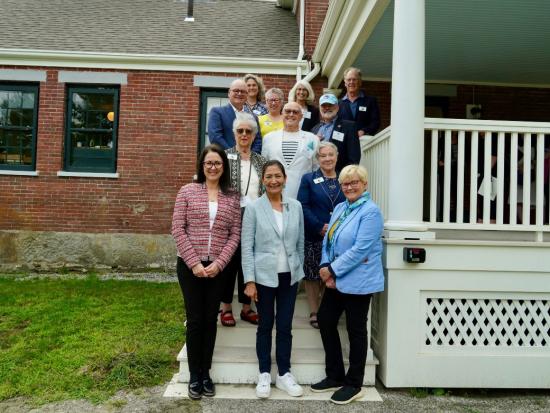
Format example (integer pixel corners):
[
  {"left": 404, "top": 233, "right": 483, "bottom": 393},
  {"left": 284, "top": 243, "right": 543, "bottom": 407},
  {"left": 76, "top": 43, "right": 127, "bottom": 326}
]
[
  {"left": 321, "top": 195, "right": 384, "bottom": 295},
  {"left": 297, "top": 169, "right": 346, "bottom": 242}
]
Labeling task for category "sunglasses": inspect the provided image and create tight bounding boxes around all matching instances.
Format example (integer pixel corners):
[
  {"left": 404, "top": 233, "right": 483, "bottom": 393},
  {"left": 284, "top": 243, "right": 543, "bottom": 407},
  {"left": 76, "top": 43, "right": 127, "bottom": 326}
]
[{"left": 236, "top": 128, "right": 253, "bottom": 135}]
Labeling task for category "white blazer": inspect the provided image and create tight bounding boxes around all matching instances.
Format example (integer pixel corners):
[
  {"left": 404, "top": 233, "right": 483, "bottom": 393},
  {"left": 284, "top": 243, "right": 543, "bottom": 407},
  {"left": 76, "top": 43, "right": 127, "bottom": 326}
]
[{"left": 261, "top": 129, "right": 319, "bottom": 199}]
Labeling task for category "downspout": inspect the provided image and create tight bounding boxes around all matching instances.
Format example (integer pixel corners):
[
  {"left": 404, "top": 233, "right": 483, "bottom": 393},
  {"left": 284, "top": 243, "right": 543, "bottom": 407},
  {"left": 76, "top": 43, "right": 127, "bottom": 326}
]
[{"left": 296, "top": 0, "right": 305, "bottom": 80}]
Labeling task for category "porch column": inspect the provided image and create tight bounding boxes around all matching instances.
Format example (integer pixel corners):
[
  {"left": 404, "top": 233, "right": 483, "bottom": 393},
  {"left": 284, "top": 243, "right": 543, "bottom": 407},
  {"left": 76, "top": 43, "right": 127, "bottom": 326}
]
[{"left": 386, "top": 0, "right": 429, "bottom": 235}]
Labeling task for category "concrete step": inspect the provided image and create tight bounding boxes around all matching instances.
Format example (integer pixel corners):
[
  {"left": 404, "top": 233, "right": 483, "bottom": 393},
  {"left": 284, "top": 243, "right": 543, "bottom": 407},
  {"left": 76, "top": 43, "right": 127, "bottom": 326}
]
[
  {"left": 223, "top": 289, "right": 317, "bottom": 318},
  {"left": 216, "top": 314, "right": 348, "bottom": 348},
  {"left": 164, "top": 374, "right": 383, "bottom": 401},
  {"left": 177, "top": 344, "right": 378, "bottom": 385}
]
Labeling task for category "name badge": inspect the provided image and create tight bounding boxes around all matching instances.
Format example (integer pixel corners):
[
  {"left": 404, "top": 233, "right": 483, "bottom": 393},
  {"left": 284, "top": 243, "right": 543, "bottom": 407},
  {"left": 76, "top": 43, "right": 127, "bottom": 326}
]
[
  {"left": 227, "top": 153, "right": 238, "bottom": 160},
  {"left": 359, "top": 106, "right": 367, "bottom": 112},
  {"left": 264, "top": 121, "right": 272, "bottom": 126},
  {"left": 313, "top": 177, "right": 324, "bottom": 184},
  {"left": 253, "top": 109, "right": 261, "bottom": 116},
  {"left": 332, "top": 131, "right": 345, "bottom": 142},
  {"left": 303, "top": 111, "right": 311, "bottom": 119}
]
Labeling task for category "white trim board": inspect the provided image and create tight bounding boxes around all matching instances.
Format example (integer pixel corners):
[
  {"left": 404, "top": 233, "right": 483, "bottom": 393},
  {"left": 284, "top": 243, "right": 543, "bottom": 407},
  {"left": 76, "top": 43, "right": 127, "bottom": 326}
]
[
  {"left": 0, "top": 69, "right": 46, "bottom": 82},
  {"left": 0, "top": 49, "right": 309, "bottom": 76}
]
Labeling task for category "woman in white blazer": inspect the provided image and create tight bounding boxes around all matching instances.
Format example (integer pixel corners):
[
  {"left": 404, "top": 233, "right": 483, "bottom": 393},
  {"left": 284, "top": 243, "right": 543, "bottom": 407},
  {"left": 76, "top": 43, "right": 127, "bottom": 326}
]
[{"left": 242, "top": 160, "right": 305, "bottom": 399}]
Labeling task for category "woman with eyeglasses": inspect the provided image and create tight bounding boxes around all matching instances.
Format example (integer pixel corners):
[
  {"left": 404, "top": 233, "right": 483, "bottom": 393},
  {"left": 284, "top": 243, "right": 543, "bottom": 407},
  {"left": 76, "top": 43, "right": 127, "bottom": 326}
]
[
  {"left": 258, "top": 88, "right": 284, "bottom": 139},
  {"left": 219, "top": 113, "right": 267, "bottom": 327},
  {"left": 310, "top": 164, "right": 384, "bottom": 405},
  {"left": 297, "top": 141, "right": 346, "bottom": 329},
  {"left": 243, "top": 73, "right": 268, "bottom": 116},
  {"left": 288, "top": 79, "right": 320, "bottom": 132},
  {"left": 171, "top": 144, "right": 241, "bottom": 400},
  {"left": 242, "top": 160, "right": 305, "bottom": 399}
]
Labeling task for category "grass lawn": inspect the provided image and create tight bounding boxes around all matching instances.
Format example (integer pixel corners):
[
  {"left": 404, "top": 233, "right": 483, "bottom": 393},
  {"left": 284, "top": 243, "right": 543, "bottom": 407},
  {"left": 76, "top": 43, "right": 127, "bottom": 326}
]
[{"left": 0, "top": 275, "right": 184, "bottom": 405}]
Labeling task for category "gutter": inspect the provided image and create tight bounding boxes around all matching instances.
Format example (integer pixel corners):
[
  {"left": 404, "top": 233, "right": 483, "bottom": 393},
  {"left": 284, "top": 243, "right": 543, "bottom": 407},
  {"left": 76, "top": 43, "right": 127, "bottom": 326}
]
[
  {"left": 296, "top": 0, "right": 305, "bottom": 80},
  {"left": 0, "top": 48, "right": 308, "bottom": 76}
]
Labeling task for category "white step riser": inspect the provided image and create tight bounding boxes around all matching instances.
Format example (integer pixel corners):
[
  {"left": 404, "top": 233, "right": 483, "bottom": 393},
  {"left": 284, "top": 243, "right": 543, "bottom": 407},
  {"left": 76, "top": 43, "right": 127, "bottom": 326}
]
[
  {"left": 226, "top": 295, "right": 315, "bottom": 318},
  {"left": 216, "top": 325, "right": 349, "bottom": 348},
  {"left": 178, "top": 361, "right": 376, "bottom": 386}
]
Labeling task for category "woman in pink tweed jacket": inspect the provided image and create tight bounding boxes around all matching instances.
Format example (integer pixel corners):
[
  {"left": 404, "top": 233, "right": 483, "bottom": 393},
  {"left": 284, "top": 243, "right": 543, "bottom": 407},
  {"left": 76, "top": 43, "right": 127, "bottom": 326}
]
[{"left": 171, "top": 144, "right": 241, "bottom": 399}]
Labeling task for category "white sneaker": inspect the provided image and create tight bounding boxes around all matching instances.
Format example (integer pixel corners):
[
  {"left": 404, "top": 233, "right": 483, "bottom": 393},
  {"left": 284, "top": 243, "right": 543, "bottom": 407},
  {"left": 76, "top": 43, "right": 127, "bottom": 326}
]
[
  {"left": 256, "top": 372, "right": 271, "bottom": 398},
  {"left": 276, "top": 372, "right": 303, "bottom": 397}
]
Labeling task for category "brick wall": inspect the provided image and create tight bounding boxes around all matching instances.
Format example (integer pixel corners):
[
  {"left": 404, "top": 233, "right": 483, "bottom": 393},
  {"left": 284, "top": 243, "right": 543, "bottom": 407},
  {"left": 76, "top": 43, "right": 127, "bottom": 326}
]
[
  {"left": 0, "top": 67, "right": 299, "bottom": 234},
  {"left": 300, "top": 0, "right": 330, "bottom": 59}
]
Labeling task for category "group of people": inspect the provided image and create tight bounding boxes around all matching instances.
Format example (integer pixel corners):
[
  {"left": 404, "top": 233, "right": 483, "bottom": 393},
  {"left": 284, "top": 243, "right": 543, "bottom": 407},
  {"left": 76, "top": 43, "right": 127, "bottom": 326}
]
[{"left": 171, "top": 67, "right": 384, "bottom": 405}]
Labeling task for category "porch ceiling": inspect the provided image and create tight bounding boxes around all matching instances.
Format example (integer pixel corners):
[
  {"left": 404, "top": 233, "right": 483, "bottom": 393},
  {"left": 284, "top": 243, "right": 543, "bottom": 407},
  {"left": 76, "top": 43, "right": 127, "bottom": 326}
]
[{"left": 355, "top": 0, "right": 550, "bottom": 86}]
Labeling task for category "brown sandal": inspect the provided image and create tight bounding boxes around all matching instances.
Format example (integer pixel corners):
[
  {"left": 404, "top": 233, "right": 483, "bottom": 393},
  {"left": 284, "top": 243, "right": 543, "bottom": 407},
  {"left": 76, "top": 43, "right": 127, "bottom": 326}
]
[
  {"left": 240, "top": 309, "right": 259, "bottom": 325},
  {"left": 220, "top": 310, "right": 236, "bottom": 327}
]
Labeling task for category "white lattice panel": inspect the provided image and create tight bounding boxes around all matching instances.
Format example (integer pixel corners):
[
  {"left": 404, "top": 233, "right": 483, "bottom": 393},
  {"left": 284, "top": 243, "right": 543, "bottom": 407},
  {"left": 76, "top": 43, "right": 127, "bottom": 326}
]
[{"left": 425, "top": 298, "right": 550, "bottom": 347}]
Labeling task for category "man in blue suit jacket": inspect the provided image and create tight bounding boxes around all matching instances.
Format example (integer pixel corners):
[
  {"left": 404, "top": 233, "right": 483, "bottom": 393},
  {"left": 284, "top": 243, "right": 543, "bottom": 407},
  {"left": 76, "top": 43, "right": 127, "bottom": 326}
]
[
  {"left": 311, "top": 94, "right": 360, "bottom": 171},
  {"left": 338, "top": 67, "right": 380, "bottom": 138},
  {"left": 208, "top": 79, "right": 262, "bottom": 153}
]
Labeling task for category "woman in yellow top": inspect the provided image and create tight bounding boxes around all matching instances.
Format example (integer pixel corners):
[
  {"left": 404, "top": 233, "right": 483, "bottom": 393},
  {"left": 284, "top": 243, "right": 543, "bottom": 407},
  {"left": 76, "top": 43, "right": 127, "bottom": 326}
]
[{"left": 258, "top": 88, "right": 284, "bottom": 139}]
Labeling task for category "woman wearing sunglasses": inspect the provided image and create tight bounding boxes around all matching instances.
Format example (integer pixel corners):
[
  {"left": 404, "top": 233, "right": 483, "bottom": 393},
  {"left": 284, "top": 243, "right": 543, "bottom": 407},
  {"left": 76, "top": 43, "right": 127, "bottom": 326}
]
[
  {"left": 171, "top": 144, "right": 241, "bottom": 400},
  {"left": 219, "top": 113, "right": 267, "bottom": 327}
]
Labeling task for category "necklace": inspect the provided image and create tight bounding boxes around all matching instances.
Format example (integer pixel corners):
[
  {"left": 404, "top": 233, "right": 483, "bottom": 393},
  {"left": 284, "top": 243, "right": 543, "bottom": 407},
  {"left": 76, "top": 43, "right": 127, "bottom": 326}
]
[{"left": 316, "top": 170, "right": 341, "bottom": 214}]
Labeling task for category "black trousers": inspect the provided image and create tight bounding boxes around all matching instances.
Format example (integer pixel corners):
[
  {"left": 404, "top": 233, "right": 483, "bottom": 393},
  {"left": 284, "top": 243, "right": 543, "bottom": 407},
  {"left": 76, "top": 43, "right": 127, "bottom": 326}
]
[
  {"left": 177, "top": 257, "right": 225, "bottom": 376},
  {"left": 220, "top": 245, "right": 251, "bottom": 306},
  {"left": 317, "top": 288, "right": 372, "bottom": 388}
]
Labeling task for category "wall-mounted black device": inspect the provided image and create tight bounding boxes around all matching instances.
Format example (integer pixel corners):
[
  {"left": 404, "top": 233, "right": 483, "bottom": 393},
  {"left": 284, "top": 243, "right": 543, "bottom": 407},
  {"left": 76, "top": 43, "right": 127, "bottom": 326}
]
[{"left": 403, "top": 247, "right": 426, "bottom": 263}]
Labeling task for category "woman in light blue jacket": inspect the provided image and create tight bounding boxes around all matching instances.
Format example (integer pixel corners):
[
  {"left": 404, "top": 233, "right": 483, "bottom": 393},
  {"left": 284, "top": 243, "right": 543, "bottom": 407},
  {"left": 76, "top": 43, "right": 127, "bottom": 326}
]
[
  {"left": 242, "top": 160, "right": 305, "bottom": 399},
  {"left": 311, "top": 164, "right": 384, "bottom": 405}
]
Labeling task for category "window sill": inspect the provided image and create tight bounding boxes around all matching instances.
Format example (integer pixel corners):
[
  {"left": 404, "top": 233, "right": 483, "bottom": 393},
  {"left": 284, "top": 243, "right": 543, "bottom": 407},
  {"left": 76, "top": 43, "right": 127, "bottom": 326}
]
[
  {"left": 57, "top": 171, "right": 119, "bottom": 179},
  {"left": 0, "top": 170, "right": 39, "bottom": 176}
]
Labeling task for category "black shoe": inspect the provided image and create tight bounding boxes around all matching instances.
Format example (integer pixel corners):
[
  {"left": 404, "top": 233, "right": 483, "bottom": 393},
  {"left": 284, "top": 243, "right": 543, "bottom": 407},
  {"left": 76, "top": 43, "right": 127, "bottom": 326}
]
[
  {"left": 330, "top": 385, "right": 364, "bottom": 405},
  {"left": 188, "top": 379, "right": 203, "bottom": 400},
  {"left": 202, "top": 376, "right": 216, "bottom": 397},
  {"left": 310, "top": 377, "right": 344, "bottom": 393}
]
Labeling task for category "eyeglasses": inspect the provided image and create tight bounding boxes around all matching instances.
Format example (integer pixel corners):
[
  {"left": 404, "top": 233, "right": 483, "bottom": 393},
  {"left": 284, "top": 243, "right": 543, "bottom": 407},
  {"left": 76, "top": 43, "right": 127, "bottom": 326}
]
[
  {"left": 203, "top": 161, "right": 223, "bottom": 169},
  {"left": 341, "top": 180, "right": 362, "bottom": 188},
  {"left": 236, "top": 128, "right": 253, "bottom": 135},
  {"left": 230, "top": 89, "right": 247, "bottom": 95},
  {"left": 284, "top": 109, "right": 301, "bottom": 115},
  {"left": 267, "top": 98, "right": 281, "bottom": 103}
]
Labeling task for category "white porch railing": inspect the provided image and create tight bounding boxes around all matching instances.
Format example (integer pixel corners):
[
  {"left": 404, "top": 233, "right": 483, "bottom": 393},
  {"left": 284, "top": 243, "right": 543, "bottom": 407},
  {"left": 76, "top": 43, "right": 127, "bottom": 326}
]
[
  {"left": 360, "top": 127, "right": 391, "bottom": 218},
  {"left": 362, "top": 119, "right": 550, "bottom": 239}
]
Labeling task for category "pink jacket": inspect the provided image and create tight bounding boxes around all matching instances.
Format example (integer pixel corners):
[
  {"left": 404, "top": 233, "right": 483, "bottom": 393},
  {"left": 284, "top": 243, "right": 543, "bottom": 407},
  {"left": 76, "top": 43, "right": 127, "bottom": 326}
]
[{"left": 171, "top": 183, "right": 241, "bottom": 270}]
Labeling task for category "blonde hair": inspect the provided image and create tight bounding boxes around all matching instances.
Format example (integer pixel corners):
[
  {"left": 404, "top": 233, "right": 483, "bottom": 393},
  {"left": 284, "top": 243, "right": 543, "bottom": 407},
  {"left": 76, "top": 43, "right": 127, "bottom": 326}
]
[
  {"left": 288, "top": 80, "right": 315, "bottom": 105},
  {"left": 243, "top": 74, "right": 266, "bottom": 101},
  {"left": 338, "top": 164, "right": 368, "bottom": 184}
]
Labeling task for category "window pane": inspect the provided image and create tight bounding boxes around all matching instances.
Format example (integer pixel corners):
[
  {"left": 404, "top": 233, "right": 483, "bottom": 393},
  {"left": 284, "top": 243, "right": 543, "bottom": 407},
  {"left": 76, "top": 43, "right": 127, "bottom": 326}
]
[
  {"left": 22, "top": 92, "right": 34, "bottom": 109},
  {"left": 71, "top": 131, "right": 113, "bottom": 149},
  {"left": 71, "top": 92, "right": 114, "bottom": 129},
  {"left": 8, "top": 109, "right": 24, "bottom": 126},
  {"left": 0, "top": 109, "right": 6, "bottom": 126},
  {"left": 0, "top": 92, "right": 8, "bottom": 109},
  {"left": 8, "top": 92, "right": 22, "bottom": 108}
]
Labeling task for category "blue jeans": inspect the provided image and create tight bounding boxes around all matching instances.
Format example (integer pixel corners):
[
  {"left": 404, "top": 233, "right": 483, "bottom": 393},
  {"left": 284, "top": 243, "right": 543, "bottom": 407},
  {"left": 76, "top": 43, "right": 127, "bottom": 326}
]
[{"left": 255, "top": 273, "right": 298, "bottom": 375}]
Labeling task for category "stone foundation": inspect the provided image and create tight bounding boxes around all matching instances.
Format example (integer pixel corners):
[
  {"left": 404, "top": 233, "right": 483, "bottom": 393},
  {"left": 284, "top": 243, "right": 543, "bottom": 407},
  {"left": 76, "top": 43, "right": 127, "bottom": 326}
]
[{"left": 0, "top": 230, "right": 176, "bottom": 272}]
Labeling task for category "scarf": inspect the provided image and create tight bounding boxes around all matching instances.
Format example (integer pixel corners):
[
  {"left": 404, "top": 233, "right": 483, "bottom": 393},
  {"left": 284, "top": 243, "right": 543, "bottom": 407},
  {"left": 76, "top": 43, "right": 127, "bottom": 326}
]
[{"left": 326, "top": 191, "right": 370, "bottom": 255}]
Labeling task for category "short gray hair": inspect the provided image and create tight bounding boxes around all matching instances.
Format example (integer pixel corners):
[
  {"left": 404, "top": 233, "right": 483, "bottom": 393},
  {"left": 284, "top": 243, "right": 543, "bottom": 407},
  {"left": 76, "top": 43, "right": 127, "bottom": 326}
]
[
  {"left": 343, "top": 67, "right": 362, "bottom": 80},
  {"left": 288, "top": 80, "right": 315, "bottom": 105},
  {"left": 338, "top": 164, "right": 368, "bottom": 184},
  {"left": 232, "top": 112, "right": 258, "bottom": 136},
  {"left": 316, "top": 141, "right": 338, "bottom": 159},
  {"left": 265, "top": 87, "right": 284, "bottom": 103}
]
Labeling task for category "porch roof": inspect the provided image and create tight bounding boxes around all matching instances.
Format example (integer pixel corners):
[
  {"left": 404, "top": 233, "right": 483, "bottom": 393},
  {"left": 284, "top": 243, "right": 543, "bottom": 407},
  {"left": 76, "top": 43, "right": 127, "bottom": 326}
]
[{"left": 318, "top": 0, "right": 550, "bottom": 88}]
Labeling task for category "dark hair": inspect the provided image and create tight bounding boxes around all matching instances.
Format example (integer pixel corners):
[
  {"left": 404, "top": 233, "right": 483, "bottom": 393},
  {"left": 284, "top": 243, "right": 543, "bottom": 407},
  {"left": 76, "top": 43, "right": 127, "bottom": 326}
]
[
  {"left": 196, "top": 144, "right": 232, "bottom": 193},
  {"left": 261, "top": 159, "right": 286, "bottom": 179}
]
